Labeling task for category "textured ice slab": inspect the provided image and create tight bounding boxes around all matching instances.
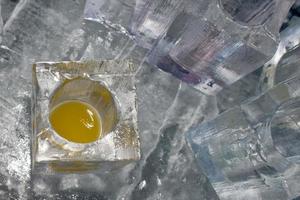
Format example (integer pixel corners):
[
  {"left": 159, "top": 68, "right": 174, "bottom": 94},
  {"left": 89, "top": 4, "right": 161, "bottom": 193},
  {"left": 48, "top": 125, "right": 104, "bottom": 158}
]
[
  {"left": 32, "top": 60, "right": 140, "bottom": 173},
  {"left": 187, "top": 73, "right": 300, "bottom": 200}
]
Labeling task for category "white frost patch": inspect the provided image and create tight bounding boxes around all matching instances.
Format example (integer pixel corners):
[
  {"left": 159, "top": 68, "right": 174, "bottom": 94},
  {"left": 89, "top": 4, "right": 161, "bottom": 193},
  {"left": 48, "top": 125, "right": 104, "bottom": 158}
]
[{"left": 138, "top": 180, "right": 146, "bottom": 190}]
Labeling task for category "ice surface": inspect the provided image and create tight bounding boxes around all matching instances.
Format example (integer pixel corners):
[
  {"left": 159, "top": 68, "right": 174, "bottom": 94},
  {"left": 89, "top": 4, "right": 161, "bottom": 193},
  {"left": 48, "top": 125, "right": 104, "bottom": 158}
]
[{"left": 0, "top": 0, "right": 299, "bottom": 199}]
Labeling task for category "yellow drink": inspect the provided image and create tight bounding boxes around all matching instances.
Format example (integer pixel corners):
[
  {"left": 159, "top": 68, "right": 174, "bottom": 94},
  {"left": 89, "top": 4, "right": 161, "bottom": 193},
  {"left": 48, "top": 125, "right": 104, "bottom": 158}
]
[{"left": 49, "top": 100, "right": 101, "bottom": 143}]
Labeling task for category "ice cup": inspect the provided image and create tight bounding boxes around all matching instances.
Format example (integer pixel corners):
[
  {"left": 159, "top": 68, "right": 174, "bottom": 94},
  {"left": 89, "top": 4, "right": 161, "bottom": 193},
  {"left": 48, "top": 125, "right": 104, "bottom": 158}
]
[
  {"left": 84, "top": 0, "right": 295, "bottom": 95},
  {"left": 32, "top": 60, "right": 140, "bottom": 173},
  {"left": 187, "top": 74, "right": 300, "bottom": 199}
]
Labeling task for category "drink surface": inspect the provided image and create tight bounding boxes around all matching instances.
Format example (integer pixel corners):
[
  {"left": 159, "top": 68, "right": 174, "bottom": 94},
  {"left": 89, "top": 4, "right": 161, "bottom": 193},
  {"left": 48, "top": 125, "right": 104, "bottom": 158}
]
[{"left": 49, "top": 100, "right": 102, "bottom": 144}]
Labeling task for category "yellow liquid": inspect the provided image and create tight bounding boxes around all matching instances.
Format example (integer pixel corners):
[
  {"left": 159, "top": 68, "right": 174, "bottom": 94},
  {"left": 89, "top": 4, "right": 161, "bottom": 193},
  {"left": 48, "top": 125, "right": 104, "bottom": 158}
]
[{"left": 49, "top": 100, "right": 101, "bottom": 143}]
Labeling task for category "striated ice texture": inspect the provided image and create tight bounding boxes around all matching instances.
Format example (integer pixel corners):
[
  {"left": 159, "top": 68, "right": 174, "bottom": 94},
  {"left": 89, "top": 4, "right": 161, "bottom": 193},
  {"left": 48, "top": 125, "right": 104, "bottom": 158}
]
[{"left": 0, "top": 0, "right": 300, "bottom": 200}]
